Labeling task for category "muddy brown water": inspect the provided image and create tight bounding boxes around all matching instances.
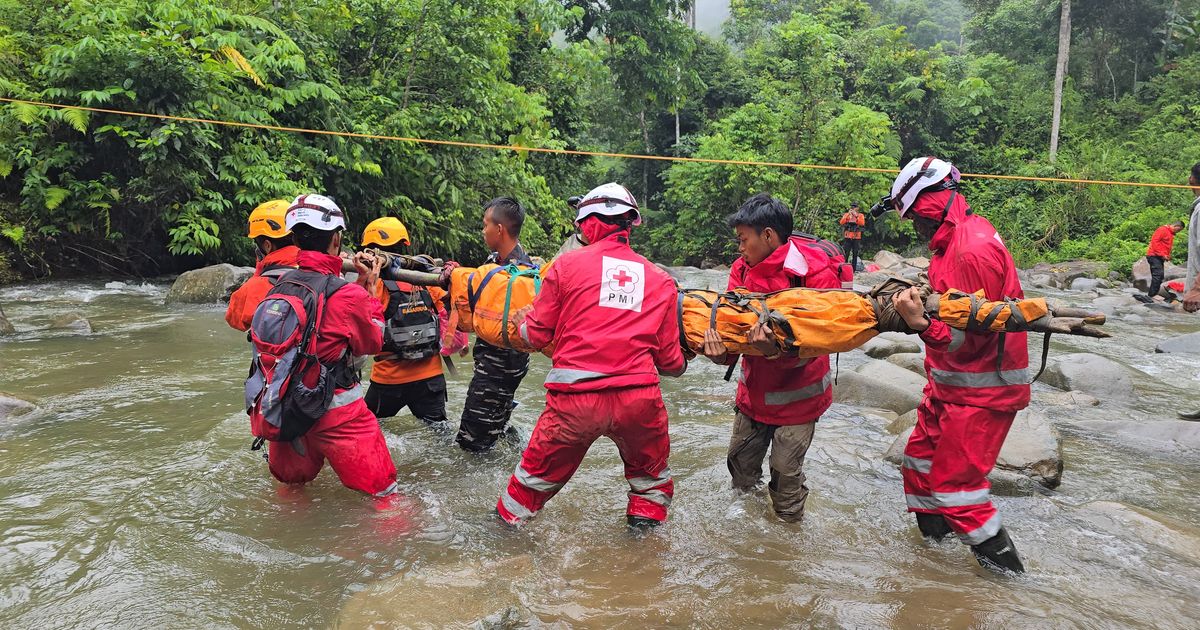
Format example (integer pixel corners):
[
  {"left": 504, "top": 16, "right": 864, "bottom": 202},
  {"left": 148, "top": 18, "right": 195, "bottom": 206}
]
[{"left": 1, "top": 276, "right": 1200, "bottom": 628}]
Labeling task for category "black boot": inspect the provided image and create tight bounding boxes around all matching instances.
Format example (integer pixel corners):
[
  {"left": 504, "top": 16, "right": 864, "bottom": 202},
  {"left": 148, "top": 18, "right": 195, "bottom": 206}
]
[
  {"left": 916, "top": 513, "right": 953, "bottom": 541},
  {"left": 627, "top": 515, "right": 661, "bottom": 529},
  {"left": 971, "top": 528, "right": 1025, "bottom": 574}
]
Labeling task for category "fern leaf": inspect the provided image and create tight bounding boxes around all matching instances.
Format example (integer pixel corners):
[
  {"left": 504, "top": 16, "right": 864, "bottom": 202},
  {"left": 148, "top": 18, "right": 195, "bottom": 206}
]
[
  {"left": 220, "top": 45, "right": 265, "bottom": 87},
  {"left": 45, "top": 186, "right": 69, "bottom": 210},
  {"left": 63, "top": 108, "right": 90, "bottom": 133}
]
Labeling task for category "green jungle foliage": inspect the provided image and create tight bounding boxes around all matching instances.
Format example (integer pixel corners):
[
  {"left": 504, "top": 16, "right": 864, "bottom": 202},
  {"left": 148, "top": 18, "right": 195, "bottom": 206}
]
[{"left": 1, "top": 0, "right": 1199, "bottom": 278}]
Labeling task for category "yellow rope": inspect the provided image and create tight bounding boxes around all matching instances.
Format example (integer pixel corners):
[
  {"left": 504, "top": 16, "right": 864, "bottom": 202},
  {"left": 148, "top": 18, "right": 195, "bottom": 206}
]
[{"left": 3, "top": 96, "right": 1195, "bottom": 190}]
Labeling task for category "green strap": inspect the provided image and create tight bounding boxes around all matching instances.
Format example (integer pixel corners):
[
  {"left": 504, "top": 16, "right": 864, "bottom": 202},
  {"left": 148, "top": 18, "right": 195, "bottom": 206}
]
[{"left": 501, "top": 264, "right": 541, "bottom": 348}]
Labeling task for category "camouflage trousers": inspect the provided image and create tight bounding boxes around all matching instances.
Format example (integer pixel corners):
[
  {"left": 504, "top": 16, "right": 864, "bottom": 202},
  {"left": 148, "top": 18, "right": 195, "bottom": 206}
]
[{"left": 455, "top": 338, "right": 530, "bottom": 452}]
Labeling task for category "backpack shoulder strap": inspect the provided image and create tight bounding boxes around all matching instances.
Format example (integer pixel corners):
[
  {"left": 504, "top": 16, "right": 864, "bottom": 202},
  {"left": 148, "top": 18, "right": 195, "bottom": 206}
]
[{"left": 468, "top": 266, "right": 507, "bottom": 311}]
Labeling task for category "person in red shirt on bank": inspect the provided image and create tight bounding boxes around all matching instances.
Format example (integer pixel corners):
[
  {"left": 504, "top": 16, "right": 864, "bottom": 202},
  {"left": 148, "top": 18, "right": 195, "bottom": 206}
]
[
  {"left": 496, "top": 182, "right": 687, "bottom": 528},
  {"left": 701, "top": 193, "right": 841, "bottom": 523},
  {"left": 359, "top": 217, "right": 453, "bottom": 427},
  {"left": 261, "top": 194, "right": 399, "bottom": 498},
  {"left": 1138, "top": 220, "right": 1185, "bottom": 302},
  {"left": 225, "top": 199, "right": 300, "bottom": 331},
  {"left": 887, "top": 157, "right": 1030, "bottom": 573}
]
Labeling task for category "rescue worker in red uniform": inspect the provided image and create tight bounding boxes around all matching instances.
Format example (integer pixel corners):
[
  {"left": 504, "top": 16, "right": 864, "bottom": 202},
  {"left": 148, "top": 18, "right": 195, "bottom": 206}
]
[
  {"left": 701, "top": 193, "right": 840, "bottom": 523},
  {"left": 265, "top": 194, "right": 400, "bottom": 498},
  {"left": 888, "top": 157, "right": 1030, "bottom": 573},
  {"left": 225, "top": 199, "right": 300, "bottom": 331},
  {"left": 496, "top": 183, "right": 687, "bottom": 528},
  {"left": 360, "top": 217, "right": 452, "bottom": 427}
]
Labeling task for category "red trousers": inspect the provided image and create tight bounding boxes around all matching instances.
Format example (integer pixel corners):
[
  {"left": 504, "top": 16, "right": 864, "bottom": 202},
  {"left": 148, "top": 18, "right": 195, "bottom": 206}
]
[
  {"left": 901, "top": 397, "right": 1015, "bottom": 545},
  {"left": 268, "top": 396, "right": 398, "bottom": 497},
  {"left": 496, "top": 385, "right": 674, "bottom": 524}
]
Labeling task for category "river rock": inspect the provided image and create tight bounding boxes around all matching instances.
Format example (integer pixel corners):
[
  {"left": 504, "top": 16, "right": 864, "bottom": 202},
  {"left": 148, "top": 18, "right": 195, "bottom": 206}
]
[
  {"left": 1074, "top": 501, "right": 1200, "bottom": 560},
  {"left": 1042, "top": 353, "right": 1138, "bottom": 402},
  {"left": 49, "top": 311, "right": 93, "bottom": 334},
  {"left": 165, "top": 263, "right": 255, "bottom": 304},
  {"left": 0, "top": 393, "right": 37, "bottom": 422},
  {"left": 832, "top": 370, "right": 923, "bottom": 415},
  {"left": 1155, "top": 331, "right": 1200, "bottom": 354},
  {"left": 884, "top": 408, "right": 1063, "bottom": 490},
  {"left": 1024, "top": 260, "right": 1108, "bottom": 289},
  {"left": 1090, "top": 295, "right": 1141, "bottom": 315},
  {"left": 902, "top": 256, "right": 930, "bottom": 270},
  {"left": 1070, "top": 277, "right": 1101, "bottom": 292},
  {"left": 885, "top": 351, "right": 926, "bottom": 376},
  {"left": 0, "top": 312, "right": 13, "bottom": 335},
  {"left": 874, "top": 250, "right": 905, "bottom": 269},
  {"left": 852, "top": 271, "right": 895, "bottom": 292},
  {"left": 861, "top": 332, "right": 922, "bottom": 359},
  {"left": 1072, "top": 419, "right": 1200, "bottom": 453},
  {"left": 1031, "top": 389, "right": 1100, "bottom": 407},
  {"left": 887, "top": 409, "right": 919, "bottom": 434}
]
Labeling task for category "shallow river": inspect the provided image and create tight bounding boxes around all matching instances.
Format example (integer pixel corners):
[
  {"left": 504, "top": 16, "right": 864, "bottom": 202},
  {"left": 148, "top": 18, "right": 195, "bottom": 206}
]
[{"left": 1, "top": 274, "right": 1199, "bottom": 628}]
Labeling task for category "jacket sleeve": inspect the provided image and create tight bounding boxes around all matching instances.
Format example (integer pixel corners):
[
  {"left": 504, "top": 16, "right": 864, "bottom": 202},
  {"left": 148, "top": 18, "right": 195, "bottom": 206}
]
[
  {"left": 653, "top": 285, "right": 687, "bottom": 377},
  {"left": 839, "top": 214, "right": 848, "bottom": 225},
  {"left": 337, "top": 283, "right": 385, "bottom": 358},
  {"left": 857, "top": 215, "right": 866, "bottom": 226},
  {"left": 520, "top": 263, "right": 563, "bottom": 350},
  {"left": 919, "top": 319, "right": 955, "bottom": 349},
  {"left": 224, "top": 285, "right": 251, "bottom": 332}
]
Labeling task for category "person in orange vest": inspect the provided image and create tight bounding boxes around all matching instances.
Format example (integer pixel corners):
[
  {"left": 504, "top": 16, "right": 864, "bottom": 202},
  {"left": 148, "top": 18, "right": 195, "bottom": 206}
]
[
  {"left": 839, "top": 202, "right": 866, "bottom": 271},
  {"left": 360, "top": 218, "right": 453, "bottom": 427},
  {"left": 1137, "top": 220, "right": 1185, "bottom": 303},
  {"left": 225, "top": 200, "right": 301, "bottom": 331}
]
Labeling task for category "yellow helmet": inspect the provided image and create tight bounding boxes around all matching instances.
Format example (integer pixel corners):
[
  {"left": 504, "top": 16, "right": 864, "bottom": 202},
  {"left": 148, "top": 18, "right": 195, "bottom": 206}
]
[
  {"left": 247, "top": 199, "right": 292, "bottom": 239},
  {"left": 362, "top": 217, "right": 410, "bottom": 247}
]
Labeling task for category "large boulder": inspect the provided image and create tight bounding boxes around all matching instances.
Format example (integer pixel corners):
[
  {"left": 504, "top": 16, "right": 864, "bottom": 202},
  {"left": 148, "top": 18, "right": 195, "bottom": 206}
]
[
  {"left": 884, "top": 409, "right": 1063, "bottom": 490},
  {"left": 1072, "top": 419, "right": 1200, "bottom": 453},
  {"left": 1090, "top": 294, "right": 1142, "bottom": 316},
  {"left": 1165, "top": 264, "right": 1188, "bottom": 280},
  {"left": 861, "top": 332, "right": 922, "bottom": 359},
  {"left": 1025, "top": 260, "right": 1108, "bottom": 289},
  {"left": 887, "top": 408, "right": 919, "bottom": 434},
  {"left": 1074, "top": 501, "right": 1200, "bottom": 560},
  {"left": 165, "top": 264, "right": 255, "bottom": 304},
  {"left": 1070, "top": 277, "right": 1101, "bottom": 292},
  {"left": 1155, "top": 331, "right": 1200, "bottom": 354},
  {"left": 833, "top": 370, "right": 923, "bottom": 415},
  {"left": 0, "top": 393, "right": 38, "bottom": 422},
  {"left": 49, "top": 311, "right": 93, "bottom": 334},
  {"left": 1041, "top": 353, "right": 1138, "bottom": 402},
  {"left": 873, "top": 250, "right": 905, "bottom": 269},
  {"left": 1132, "top": 257, "right": 1152, "bottom": 293},
  {"left": 1031, "top": 389, "right": 1100, "bottom": 407},
  {"left": 902, "top": 256, "right": 930, "bottom": 270},
  {"left": 885, "top": 351, "right": 927, "bottom": 376}
]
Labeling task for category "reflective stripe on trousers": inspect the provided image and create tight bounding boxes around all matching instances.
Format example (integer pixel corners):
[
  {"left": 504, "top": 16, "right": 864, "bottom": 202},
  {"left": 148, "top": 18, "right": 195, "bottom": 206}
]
[
  {"left": 330, "top": 383, "right": 364, "bottom": 409},
  {"left": 902, "top": 455, "right": 932, "bottom": 474},
  {"left": 960, "top": 511, "right": 1002, "bottom": 545},
  {"left": 514, "top": 465, "right": 563, "bottom": 492},
  {"left": 929, "top": 368, "right": 1029, "bottom": 388},
  {"left": 762, "top": 372, "right": 833, "bottom": 406},
  {"left": 545, "top": 368, "right": 611, "bottom": 385}
]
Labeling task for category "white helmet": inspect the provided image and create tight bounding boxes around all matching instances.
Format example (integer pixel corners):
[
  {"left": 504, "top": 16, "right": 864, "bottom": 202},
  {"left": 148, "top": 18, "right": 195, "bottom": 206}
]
[
  {"left": 574, "top": 182, "right": 641, "bottom": 225},
  {"left": 889, "top": 157, "right": 959, "bottom": 216},
  {"left": 285, "top": 194, "right": 346, "bottom": 231}
]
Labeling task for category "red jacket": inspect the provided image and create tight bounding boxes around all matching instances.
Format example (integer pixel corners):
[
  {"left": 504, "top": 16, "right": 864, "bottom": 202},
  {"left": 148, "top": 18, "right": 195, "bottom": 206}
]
[
  {"left": 727, "top": 236, "right": 839, "bottom": 426},
  {"left": 916, "top": 190, "right": 1030, "bottom": 412},
  {"left": 519, "top": 230, "right": 685, "bottom": 392},
  {"left": 225, "top": 245, "right": 300, "bottom": 331},
  {"left": 1147, "top": 225, "right": 1176, "bottom": 259},
  {"left": 297, "top": 251, "right": 386, "bottom": 421}
]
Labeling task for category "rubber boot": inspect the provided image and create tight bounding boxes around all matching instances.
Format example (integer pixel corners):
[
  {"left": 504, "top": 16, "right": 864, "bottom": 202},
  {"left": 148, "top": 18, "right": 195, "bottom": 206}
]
[
  {"left": 627, "top": 515, "right": 661, "bottom": 529},
  {"left": 971, "top": 528, "right": 1025, "bottom": 574},
  {"left": 916, "top": 512, "right": 953, "bottom": 541}
]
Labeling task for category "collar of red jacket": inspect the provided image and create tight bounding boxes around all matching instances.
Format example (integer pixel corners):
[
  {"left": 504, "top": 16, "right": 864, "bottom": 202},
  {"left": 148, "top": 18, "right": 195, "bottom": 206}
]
[
  {"left": 255, "top": 245, "right": 300, "bottom": 274},
  {"left": 578, "top": 215, "right": 630, "bottom": 245},
  {"left": 909, "top": 189, "right": 970, "bottom": 253},
  {"left": 297, "top": 250, "right": 343, "bottom": 275}
]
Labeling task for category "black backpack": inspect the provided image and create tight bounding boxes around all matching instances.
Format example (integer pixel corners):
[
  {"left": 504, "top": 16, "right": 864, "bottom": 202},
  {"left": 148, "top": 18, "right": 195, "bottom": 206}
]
[{"left": 380, "top": 280, "right": 441, "bottom": 361}]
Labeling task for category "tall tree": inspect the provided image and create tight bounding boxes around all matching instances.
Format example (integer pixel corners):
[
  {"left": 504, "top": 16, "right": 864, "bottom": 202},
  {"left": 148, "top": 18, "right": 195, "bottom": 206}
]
[{"left": 1049, "top": 0, "right": 1070, "bottom": 162}]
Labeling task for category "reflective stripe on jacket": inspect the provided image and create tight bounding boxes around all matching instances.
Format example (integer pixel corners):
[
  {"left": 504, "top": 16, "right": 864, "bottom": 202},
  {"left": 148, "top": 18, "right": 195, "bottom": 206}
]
[
  {"left": 727, "top": 237, "right": 838, "bottom": 426},
  {"left": 916, "top": 190, "right": 1030, "bottom": 411}
]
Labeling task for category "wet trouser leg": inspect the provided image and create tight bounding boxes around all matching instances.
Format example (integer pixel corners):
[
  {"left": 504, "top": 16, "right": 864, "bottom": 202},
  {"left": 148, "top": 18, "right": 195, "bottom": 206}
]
[
  {"left": 496, "top": 391, "right": 604, "bottom": 523},
  {"left": 607, "top": 387, "right": 673, "bottom": 522},
  {"left": 902, "top": 398, "right": 1015, "bottom": 545},
  {"left": 727, "top": 412, "right": 816, "bottom": 521},
  {"left": 1147, "top": 255, "right": 1165, "bottom": 298},
  {"left": 726, "top": 412, "right": 773, "bottom": 491},
  {"left": 366, "top": 376, "right": 449, "bottom": 426},
  {"left": 268, "top": 400, "right": 399, "bottom": 497},
  {"left": 457, "top": 339, "right": 529, "bottom": 452}
]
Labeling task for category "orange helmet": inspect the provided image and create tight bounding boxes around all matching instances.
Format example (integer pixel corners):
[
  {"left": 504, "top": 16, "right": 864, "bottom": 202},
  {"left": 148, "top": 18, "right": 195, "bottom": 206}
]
[
  {"left": 247, "top": 199, "right": 292, "bottom": 239},
  {"left": 361, "top": 217, "right": 410, "bottom": 247}
]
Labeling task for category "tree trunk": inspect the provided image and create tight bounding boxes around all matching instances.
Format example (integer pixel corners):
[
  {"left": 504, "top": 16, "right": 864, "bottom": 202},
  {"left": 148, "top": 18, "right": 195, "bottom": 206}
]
[{"left": 1049, "top": 0, "right": 1071, "bottom": 163}]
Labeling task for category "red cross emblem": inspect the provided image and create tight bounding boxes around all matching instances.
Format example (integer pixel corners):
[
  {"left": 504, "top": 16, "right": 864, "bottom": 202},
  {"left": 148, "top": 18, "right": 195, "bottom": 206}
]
[{"left": 605, "top": 265, "right": 641, "bottom": 293}]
